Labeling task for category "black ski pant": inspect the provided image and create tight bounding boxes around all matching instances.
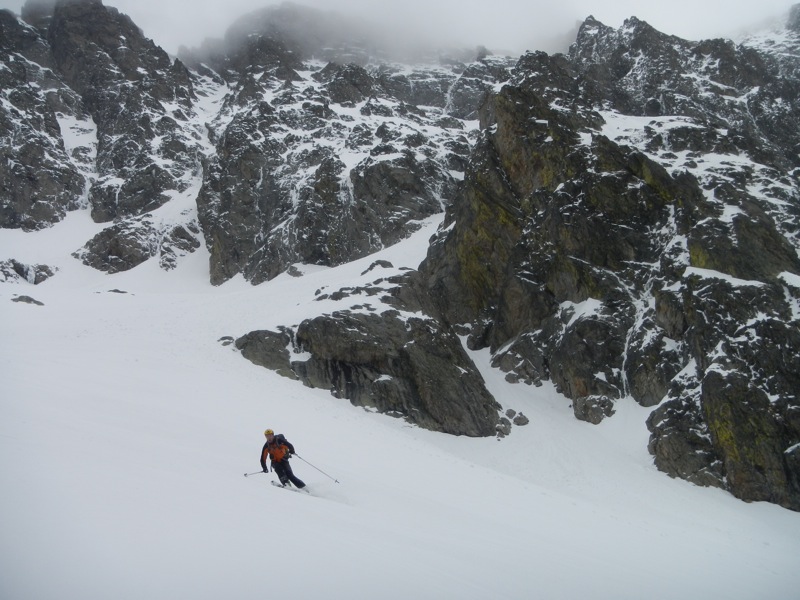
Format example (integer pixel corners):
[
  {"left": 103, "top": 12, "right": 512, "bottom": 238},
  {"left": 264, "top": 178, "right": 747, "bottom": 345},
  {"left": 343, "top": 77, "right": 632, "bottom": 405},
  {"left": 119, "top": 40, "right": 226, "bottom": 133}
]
[{"left": 272, "top": 459, "right": 305, "bottom": 488}]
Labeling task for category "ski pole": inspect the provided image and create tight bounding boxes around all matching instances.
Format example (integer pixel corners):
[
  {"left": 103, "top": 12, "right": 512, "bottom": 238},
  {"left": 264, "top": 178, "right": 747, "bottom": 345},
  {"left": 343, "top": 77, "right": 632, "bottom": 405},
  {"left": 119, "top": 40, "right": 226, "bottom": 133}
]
[
  {"left": 244, "top": 470, "right": 266, "bottom": 477},
  {"left": 294, "top": 454, "right": 339, "bottom": 483}
]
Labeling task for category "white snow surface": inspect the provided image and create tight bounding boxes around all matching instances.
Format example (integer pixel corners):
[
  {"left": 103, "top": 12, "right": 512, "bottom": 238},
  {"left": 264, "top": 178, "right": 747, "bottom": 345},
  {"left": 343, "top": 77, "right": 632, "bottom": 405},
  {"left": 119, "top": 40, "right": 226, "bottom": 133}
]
[{"left": 2, "top": 215, "right": 800, "bottom": 600}]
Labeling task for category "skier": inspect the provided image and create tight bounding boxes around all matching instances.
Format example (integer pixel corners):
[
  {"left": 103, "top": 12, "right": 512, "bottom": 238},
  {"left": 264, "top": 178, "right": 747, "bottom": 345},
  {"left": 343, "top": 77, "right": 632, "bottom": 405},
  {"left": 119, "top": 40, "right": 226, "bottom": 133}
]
[{"left": 260, "top": 429, "right": 306, "bottom": 489}]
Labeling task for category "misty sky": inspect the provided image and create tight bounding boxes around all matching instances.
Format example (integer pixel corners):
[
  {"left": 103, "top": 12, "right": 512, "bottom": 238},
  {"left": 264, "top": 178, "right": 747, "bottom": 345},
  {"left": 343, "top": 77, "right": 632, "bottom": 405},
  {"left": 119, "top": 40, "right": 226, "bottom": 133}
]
[{"left": 0, "top": 0, "right": 795, "bottom": 55}]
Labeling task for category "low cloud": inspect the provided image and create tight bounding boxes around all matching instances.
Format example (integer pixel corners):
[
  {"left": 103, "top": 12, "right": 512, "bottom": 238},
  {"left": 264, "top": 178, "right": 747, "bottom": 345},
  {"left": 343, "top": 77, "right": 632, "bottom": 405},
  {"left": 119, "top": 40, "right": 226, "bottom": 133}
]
[{"left": 1, "top": 0, "right": 795, "bottom": 56}]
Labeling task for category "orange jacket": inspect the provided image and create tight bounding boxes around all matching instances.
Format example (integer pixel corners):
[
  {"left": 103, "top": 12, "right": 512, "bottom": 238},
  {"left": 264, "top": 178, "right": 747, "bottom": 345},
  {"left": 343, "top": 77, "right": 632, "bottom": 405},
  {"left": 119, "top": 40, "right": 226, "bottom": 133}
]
[{"left": 260, "top": 434, "right": 295, "bottom": 470}]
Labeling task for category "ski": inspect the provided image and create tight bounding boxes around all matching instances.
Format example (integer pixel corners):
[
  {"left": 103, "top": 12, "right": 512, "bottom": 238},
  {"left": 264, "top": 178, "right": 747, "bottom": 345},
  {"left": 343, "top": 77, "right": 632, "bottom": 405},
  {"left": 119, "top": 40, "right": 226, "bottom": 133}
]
[{"left": 271, "top": 480, "right": 310, "bottom": 494}]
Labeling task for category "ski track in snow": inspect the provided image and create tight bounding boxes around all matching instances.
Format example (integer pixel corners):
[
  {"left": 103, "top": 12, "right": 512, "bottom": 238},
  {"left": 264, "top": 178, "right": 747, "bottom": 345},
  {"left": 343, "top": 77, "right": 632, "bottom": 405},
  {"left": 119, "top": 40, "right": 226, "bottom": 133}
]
[{"left": 2, "top": 211, "right": 800, "bottom": 600}]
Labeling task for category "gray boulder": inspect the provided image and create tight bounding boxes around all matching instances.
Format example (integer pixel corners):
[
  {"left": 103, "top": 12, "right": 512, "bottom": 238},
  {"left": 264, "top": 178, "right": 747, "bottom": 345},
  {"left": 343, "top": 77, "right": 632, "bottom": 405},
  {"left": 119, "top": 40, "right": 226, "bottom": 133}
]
[
  {"left": 0, "top": 259, "right": 56, "bottom": 284},
  {"left": 236, "top": 308, "right": 500, "bottom": 437},
  {"left": 73, "top": 215, "right": 202, "bottom": 273},
  {"left": 573, "top": 395, "right": 616, "bottom": 425}
]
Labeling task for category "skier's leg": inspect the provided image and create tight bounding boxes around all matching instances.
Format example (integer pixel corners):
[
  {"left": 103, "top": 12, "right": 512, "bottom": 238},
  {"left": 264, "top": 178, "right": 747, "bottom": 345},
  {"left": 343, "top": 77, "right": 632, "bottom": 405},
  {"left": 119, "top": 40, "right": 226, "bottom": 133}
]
[
  {"left": 284, "top": 462, "right": 305, "bottom": 488},
  {"left": 272, "top": 461, "right": 289, "bottom": 486}
]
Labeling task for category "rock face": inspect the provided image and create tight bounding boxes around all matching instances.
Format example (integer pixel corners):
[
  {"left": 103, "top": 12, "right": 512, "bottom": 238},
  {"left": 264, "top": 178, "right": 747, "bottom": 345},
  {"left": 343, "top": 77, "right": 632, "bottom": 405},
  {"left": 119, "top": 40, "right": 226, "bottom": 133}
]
[
  {"left": 72, "top": 215, "right": 201, "bottom": 273},
  {"left": 0, "top": 259, "right": 56, "bottom": 284},
  {"left": 2, "top": 0, "right": 205, "bottom": 265},
  {"left": 192, "top": 4, "right": 512, "bottom": 285},
  {"left": 414, "top": 16, "right": 800, "bottom": 509},
  {"left": 0, "top": 9, "right": 86, "bottom": 230},
  {"left": 2, "top": 0, "right": 800, "bottom": 509},
  {"left": 236, "top": 306, "right": 500, "bottom": 436},
  {"left": 1, "top": 0, "right": 510, "bottom": 278},
  {"left": 46, "top": 0, "right": 200, "bottom": 223},
  {"left": 233, "top": 263, "right": 502, "bottom": 436}
]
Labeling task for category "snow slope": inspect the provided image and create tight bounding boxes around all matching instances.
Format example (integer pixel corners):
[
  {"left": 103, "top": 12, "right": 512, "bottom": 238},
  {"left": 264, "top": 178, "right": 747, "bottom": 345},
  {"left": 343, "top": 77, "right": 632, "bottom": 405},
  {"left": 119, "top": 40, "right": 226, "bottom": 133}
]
[{"left": 2, "top": 214, "right": 800, "bottom": 600}]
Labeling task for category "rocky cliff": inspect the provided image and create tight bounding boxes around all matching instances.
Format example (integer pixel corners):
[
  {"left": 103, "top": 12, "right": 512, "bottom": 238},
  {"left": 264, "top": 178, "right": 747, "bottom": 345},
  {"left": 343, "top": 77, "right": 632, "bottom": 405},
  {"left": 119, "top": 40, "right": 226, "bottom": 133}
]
[
  {"left": 2, "top": 0, "right": 799, "bottom": 510},
  {"left": 414, "top": 14, "right": 800, "bottom": 509}
]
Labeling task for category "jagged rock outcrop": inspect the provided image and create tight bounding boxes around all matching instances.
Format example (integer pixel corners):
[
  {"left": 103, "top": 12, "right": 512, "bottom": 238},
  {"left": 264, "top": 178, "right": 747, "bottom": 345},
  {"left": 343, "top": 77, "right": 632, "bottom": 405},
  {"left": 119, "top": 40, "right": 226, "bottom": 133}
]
[
  {"left": 194, "top": 4, "right": 513, "bottom": 285},
  {"left": 573, "top": 395, "right": 615, "bottom": 425},
  {"left": 412, "top": 14, "right": 800, "bottom": 509},
  {"left": 0, "top": 9, "right": 86, "bottom": 230},
  {"left": 0, "top": 259, "right": 56, "bottom": 284},
  {"left": 1, "top": 0, "right": 511, "bottom": 280},
  {"left": 2, "top": 0, "right": 207, "bottom": 268},
  {"left": 46, "top": 0, "right": 202, "bottom": 223},
  {"left": 418, "top": 50, "right": 703, "bottom": 404},
  {"left": 236, "top": 299, "right": 500, "bottom": 436},
  {"left": 72, "top": 214, "right": 201, "bottom": 272},
  {"left": 235, "top": 263, "right": 502, "bottom": 436}
]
